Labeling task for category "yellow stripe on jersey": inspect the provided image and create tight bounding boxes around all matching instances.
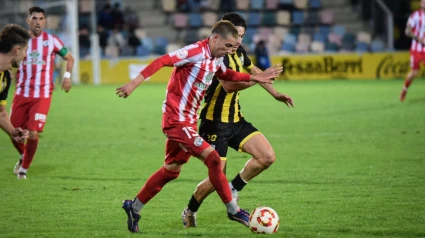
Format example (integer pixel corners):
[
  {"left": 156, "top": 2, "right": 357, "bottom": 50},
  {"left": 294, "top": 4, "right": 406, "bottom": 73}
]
[
  {"left": 220, "top": 54, "right": 238, "bottom": 123},
  {"left": 0, "top": 72, "right": 5, "bottom": 94},
  {"left": 222, "top": 92, "right": 234, "bottom": 123},
  {"left": 244, "top": 61, "right": 254, "bottom": 71},
  {"left": 205, "top": 83, "right": 224, "bottom": 121},
  {"left": 229, "top": 53, "right": 242, "bottom": 122},
  {"left": 234, "top": 90, "right": 241, "bottom": 120},
  {"left": 0, "top": 72, "right": 6, "bottom": 106}
]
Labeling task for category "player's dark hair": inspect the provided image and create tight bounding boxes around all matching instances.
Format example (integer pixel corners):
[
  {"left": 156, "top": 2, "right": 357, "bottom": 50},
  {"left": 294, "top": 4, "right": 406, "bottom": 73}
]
[
  {"left": 28, "top": 6, "right": 45, "bottom": 17},
  {"left": 211, "top": 20, "right": 238, "bottom": 39},
  {"left": 0, "top": 24, "right": 30, "bottom": 54},
  {"left": 222, "top": 13, "right": 247, "bottom": 30}
]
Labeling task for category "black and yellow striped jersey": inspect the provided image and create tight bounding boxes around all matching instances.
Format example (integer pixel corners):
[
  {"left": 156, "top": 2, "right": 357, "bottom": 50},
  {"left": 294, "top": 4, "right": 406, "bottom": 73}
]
[
  {"left": 0, "top": 70, "right": 11, "bottom": 106},
  {"left": 200, "top": 46, "right": 253, "bottom": 123}
]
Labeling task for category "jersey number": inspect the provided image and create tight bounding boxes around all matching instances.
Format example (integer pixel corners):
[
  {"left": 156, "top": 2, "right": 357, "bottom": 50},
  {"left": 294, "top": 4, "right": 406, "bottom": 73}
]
[
  {"left": 182, "top": 127, "right": 199, "bottom": 139},
  {"left": 207, "top": 134, "right": 217, "bottom": 142}
]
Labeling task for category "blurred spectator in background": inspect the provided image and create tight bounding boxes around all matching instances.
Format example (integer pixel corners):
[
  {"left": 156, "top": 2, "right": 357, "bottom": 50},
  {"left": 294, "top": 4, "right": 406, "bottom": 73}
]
[
  {"left": 255, "top": 40, "right": 271, "bottom": 71},
  {"left": 97, "top": 25, "right": 108, "bottom": 57},
  {"left": 98, "top": 4, "right": 114, "bottom": 29},
  {"left": 79, "top": 25, "right": 91, "bottom": 58},
  {"left": 112, "top": 3, "right": 125, "bottom": 30},
  {"left": 107, "top": 26, "right": 126, "bottom": 54},
  {"left": 124, "top": 6, "right": 140, "bottom": 30},
  {"left": 128, "top": 28, "right": 142, "bottom": 55}
]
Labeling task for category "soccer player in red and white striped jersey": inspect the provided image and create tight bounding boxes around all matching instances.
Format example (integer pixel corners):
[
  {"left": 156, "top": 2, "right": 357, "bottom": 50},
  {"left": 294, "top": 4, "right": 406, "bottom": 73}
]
[
  {"left": 400, "top": 0, "right": 425, "bottom": 101},
  {"left": 116, "top": 20, "right": 282, "bottom": 232},
  {"left": 11, "top": 7, "right": 75, "bottom": 180}
]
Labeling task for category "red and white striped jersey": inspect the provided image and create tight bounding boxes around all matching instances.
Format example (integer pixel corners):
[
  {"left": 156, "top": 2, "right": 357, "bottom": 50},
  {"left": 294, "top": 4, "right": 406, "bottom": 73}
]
[
  {"left": 15, "top": 31, "right": 65, "bottom": 98},
  {"left": 140, "top": 38, "right": 249, "bottom": 124},
  {"left": 408, "top": 10, "right": 425, "bottom": 52}
]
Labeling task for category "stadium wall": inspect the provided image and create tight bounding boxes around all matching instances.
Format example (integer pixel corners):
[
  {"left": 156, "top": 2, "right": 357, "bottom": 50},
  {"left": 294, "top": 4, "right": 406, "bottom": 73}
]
[{"left": 79, "top": 52, "right": 421, "bottom": 84}]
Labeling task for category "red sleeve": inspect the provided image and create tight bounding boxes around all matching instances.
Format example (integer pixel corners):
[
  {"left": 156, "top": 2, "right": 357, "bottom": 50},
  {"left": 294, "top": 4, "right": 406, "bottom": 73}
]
[
  {"left": 215, "top": 63, "right": 250, "bottom": 82},
  {"left": 140, "top": 54, "right": 174, "bottom": 79},
  {"left": 140, "top": 44, "right": 203, "bottom": 78},
  {"left": 215, "top": 68, "right": 250, "bottom": 82}
]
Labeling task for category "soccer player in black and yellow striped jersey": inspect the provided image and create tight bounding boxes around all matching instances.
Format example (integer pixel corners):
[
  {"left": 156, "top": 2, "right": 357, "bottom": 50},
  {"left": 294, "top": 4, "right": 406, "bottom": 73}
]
[
  {"left": 181, "top": 13, "right": 294, "bottom": 227},
  {"left": 0, "top": 24, "right": 30, "bottom": 143}
]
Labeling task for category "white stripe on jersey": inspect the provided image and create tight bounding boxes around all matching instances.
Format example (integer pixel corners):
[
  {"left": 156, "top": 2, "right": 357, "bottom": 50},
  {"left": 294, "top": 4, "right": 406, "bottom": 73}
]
[
  {"left": 45, "top": 34, "right": 54, "bottom": 98},
  {"left": 34, "top": 38, "right": 43, "bottom": 98},
  {"left": 179, "top": 64, "right": 201, "bottom": 122},
  {"left": 23, "top": 40, "right": 33, "bottom": 97},
  {"left": 189, "top": 58, "right": 212, "bottom": 124},
  {"left": 16, "top": 47, "right": 26, "bottom": 96},
  {"left": 53, "top": 37, "right": 63, "bottom": 51}
]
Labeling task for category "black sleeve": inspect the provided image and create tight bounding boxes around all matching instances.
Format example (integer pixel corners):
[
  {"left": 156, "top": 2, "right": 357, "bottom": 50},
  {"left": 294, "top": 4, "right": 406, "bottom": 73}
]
[
  {"left": 223, "top": 54, "right": 230, "bottom": 69},
  {"left": 0, "top": 71, "right": 11, "bottom": 102},
  {"left": 239, "top": 46, "right": 253, "bottom": 69}
]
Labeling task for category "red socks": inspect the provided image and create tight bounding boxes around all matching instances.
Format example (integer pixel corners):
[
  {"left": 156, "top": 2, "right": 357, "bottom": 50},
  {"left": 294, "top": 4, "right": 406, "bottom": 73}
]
[
  {"left": 404, "top": 78, "right": 412, "bottom": 89},
  {"left": 136, "top": 151, "right": 232, "bottom": 205},
  {"left": 21, "top": 138, "right": 38, "bottom": 170},
  {"left": 137, "top": 167, "right": 180, "bottom": 204},
  {"left": 204, "top": 150, "right": 232, "bottom": 203},
  {"left": 11, "top": 139, "right": 25, "bottom": 155}
]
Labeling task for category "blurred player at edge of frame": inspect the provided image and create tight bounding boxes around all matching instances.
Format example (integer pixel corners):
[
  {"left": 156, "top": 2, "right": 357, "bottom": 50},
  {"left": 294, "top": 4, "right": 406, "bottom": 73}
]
[{"left": 400, "top": 0, "right": 425, "bottom": 101}]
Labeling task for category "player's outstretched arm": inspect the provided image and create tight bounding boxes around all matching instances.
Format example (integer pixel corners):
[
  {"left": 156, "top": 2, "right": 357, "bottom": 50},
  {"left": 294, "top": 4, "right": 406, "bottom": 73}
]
[
  {"left": 116, "top": 74, "right": 146, "bottom": 98},
  {"left": 250, "top": 64, "right": 283, "bottom": 83},
  {"left": 116, "top": 47, "right": 199, "bottom": 98},
  {"left": 216, "top": 64, "right": 282, "bottom": 84},
  {"left": 219, "top": 65, "right": 269, "bottom": 93},
  {"left": 253, "top": 66, "right": 294, "bottom": 108}
]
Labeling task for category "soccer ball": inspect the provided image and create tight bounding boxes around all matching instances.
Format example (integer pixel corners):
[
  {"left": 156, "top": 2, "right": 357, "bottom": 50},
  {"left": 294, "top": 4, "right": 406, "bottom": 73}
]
[{"left": 248, "top": 206, "right": 280, "bottom": 234}]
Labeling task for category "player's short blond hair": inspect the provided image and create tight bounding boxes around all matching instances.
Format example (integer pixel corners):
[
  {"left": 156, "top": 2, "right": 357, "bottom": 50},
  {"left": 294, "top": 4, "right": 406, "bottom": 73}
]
[{"left": 211, "top": 20, "right": 239, "bottom": 40}]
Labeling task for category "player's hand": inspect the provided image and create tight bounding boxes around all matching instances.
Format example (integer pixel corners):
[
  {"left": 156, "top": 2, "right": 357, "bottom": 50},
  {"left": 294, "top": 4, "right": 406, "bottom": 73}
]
[
  {"left": 116, "top": 81, "right": 137, "bottom": 98},
  {"left": 10, "top": 128, "right": 29, "bottom": 143},
  {"left": 251, "top": 64, "right": 283, "bottom": 84},
  {"left": 62, "top": 78, "right": 72, "bottom": 93},
  {"left": 273, "top": 93, "right": 294, "bottom": 108}
]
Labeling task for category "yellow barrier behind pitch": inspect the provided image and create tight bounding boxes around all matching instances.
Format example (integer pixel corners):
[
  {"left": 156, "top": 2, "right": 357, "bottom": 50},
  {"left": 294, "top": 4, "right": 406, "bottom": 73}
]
[
  {"left": 274, "top": 52, "right": 423, "bottom": 80},
  {"left": 79, "top": 52, "right": 421, "bottom": 84}
]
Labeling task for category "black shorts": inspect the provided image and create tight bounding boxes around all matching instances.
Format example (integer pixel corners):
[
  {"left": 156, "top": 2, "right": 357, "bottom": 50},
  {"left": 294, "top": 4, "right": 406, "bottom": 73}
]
[{"left": 199, "top": 119, "right": 259, "bottom": 158}]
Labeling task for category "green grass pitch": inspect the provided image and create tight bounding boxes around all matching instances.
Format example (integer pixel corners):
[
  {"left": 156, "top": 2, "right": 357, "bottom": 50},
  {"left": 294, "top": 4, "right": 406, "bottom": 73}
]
[{"left": 0, "top": 79, "right": 424, "bottom": 238}]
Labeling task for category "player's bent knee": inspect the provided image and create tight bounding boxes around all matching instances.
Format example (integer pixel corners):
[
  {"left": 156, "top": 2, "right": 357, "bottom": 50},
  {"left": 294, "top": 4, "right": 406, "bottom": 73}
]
[
  {"left": 163, "top": 167, "right": 180, "bottom": 180},
  {"left": 411, "top": 70, "right": 419, "bottom": 78},
  {"left": 259, "top": 150, "right": 276, "bottom": 168},
  {"left": 204, "top": 150, "right": 221, "bottom": 168},
  {"left": 29, "top": 131, "right": 39, "bottom": 140}
]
